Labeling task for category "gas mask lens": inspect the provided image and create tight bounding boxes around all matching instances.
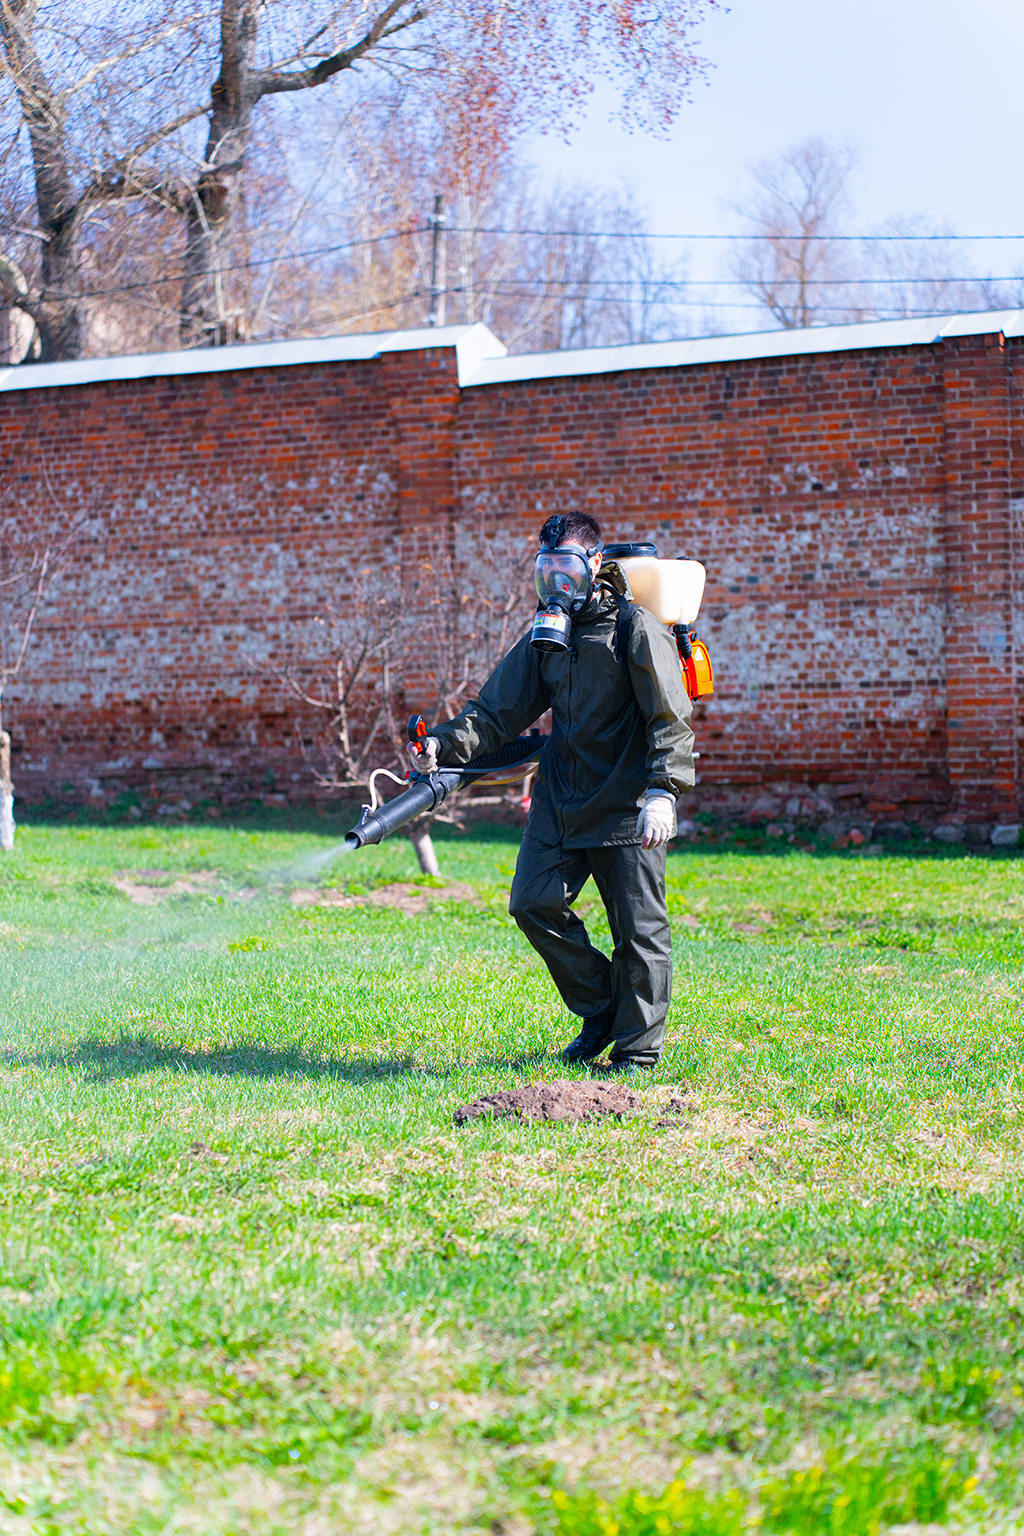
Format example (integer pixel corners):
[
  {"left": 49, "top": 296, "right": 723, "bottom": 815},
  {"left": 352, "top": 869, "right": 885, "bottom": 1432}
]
[
  {"left": 533, "top": 549, "right": 591, "bottom": 611},
  {"left": 530, "top": 541, "right": 597, "bottom": 653}
]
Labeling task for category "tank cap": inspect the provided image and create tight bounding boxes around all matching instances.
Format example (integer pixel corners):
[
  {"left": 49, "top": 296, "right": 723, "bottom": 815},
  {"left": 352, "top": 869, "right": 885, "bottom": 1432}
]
[{"left": 602, "top": 541, "right": 657, "bottom": 559}]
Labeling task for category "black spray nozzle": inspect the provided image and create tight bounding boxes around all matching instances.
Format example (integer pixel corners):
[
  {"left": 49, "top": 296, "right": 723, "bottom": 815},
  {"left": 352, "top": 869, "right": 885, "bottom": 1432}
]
[
  {"left": 344, "top": 734, "right": 546, "bottom": 851},
  {"left": 345, "top": 776, "right": 447, "bottom": 849}
]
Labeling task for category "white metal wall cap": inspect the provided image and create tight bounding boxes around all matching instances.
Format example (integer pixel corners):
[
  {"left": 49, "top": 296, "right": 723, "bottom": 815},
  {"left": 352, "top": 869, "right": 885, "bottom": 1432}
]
[
  {"left": 0, "top": 308, "right": 1021, "bottom": 397},
  {"left": 461, "top": 308, "right": 1024, "bottom": 388},
  {"left": 0, "top": 321, "right": 508, "bottom": 394}
]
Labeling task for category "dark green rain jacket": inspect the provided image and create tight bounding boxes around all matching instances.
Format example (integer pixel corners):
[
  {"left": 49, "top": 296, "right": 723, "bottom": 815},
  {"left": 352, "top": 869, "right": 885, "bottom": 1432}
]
[{"left": 432, "top": 564, "right": 695, "bottom": 848}]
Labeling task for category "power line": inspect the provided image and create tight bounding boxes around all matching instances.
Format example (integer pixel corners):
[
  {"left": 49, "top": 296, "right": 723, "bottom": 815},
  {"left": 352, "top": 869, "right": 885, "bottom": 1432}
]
[
  {"left": 244, "top": 296, "right": 1006, "bottom": 349},
  {"left": 8, "top": 218, "right": 1024, "bottom": 310},
  {"left": 54, "top": 226, "right": 433, "bottom": 301},
  {"left": 452, "top": 227, "right": 1024, "bottom": 243},
  {"left": 31, "top": 259, "right": 1024, "bottom": 307},
  {"left": 455, "top": 276, "right": 1023, "bottom": 290}
]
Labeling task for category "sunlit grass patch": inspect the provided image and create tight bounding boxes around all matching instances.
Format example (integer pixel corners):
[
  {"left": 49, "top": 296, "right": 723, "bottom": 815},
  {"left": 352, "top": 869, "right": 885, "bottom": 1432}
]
[
  {"left": 759, "top": 1446, "right": 978, "bottom": 1534},
  {"left": 550, "top": 1479, "right": 744, "bottom": 1534},
  {"left": 0, "top": 825, "right": 1023, "bottom": 1530}
]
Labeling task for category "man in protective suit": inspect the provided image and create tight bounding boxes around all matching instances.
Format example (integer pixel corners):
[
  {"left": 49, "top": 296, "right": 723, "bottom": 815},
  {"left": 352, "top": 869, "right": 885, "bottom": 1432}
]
[{"left": 409, "top": 511, "right": 694, "bottom": 1073}]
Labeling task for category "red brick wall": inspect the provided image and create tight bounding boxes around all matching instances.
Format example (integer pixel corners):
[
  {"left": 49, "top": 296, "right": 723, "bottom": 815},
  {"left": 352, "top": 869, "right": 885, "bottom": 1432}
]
[
  {"left": 2, "top": 329, "right": 1021, "bottom": 835},
  {"left": 941, "top": 333, "right": 1017, "bottom": 826},
  {"left": 1, "top": 359, "right": 402, "bottom": 812}
]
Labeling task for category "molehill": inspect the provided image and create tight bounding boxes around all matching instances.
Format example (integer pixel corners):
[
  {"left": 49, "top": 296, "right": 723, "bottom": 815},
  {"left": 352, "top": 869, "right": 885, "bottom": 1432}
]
[{"left": 454, "top": 1078, "right": 642, "bottom": 1126}]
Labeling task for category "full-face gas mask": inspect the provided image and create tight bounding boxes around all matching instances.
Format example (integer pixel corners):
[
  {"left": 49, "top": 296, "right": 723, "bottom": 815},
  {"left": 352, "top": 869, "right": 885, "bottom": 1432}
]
[{"left": 530, "top": 539, "right": 600, "bottom": 653}]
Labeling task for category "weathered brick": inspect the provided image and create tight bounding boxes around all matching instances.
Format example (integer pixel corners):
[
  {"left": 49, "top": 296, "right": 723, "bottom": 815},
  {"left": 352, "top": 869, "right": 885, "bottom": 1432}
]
[{"left": 0, "top": 328, "right": 1020, "bottom": 831}]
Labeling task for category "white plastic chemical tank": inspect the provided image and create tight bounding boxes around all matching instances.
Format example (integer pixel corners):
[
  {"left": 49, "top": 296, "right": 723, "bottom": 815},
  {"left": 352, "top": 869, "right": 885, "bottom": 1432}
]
[{"left": 602, "top": 542, "right": 706, "bottom": 627}]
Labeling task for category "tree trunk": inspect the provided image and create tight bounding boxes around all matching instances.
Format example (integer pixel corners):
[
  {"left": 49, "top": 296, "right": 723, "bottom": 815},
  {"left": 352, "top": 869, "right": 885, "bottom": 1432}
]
[
  {"left": 0, "top": 0, "right": 85, "bottom": 361},
  {"left": 37, "top": 215, "right": 84, "bottom": 361},
  {"left": 408, "top": 820, "right": 440, "bottom": 878},
  {"left": 179, "top": 0, "right": 259, "bottom": 347},
  {"left": 0, "top": 731, "right": 14, "bottom": 852}
]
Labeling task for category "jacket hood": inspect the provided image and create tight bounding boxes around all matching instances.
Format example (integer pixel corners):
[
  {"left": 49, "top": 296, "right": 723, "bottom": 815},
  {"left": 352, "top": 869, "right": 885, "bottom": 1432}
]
[
  {"left": 572, "top": 559, "right": 634, "bottom": 623},
  {"left": 597, "top": 559, "right": 633, "bottom": 599}
]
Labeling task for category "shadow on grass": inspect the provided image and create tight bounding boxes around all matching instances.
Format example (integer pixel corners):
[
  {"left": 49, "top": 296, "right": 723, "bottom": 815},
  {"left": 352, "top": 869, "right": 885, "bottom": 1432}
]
[
  {"left": 4, "top": 1035, "right": 549, "bottom": 1086},
  {"left": 16, "top": 807, "right": 1021, "bottom": 860}
]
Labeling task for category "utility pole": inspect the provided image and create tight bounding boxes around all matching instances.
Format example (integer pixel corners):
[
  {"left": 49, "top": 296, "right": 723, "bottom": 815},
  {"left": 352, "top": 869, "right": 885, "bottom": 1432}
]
[{"left": 427, "top": 194, "right": 446, "bottom": 327}]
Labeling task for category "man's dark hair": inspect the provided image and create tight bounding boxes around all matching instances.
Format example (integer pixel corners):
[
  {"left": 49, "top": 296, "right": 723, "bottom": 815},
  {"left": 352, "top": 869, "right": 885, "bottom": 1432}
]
[{"left": 539, "top": 510, "right": 602, "bottom": 551}]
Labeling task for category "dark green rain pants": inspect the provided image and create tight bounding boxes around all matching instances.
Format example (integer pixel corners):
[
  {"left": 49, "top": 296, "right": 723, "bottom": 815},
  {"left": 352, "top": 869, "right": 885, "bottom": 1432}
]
[{"left": 509, "top": 834, "right": 671, "bottom": 1065}]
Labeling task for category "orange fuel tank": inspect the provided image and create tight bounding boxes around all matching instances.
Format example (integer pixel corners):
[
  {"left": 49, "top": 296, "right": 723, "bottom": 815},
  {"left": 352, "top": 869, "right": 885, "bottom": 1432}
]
[{"left": 681, "top": 638, "right": 714, "bottom": 699}]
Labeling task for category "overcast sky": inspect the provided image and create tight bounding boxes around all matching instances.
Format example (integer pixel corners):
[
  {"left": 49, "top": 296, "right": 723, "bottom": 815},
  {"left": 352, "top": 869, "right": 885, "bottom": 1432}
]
[{"left": 525, "top": 0, "right": 1024, "bottom": 336}]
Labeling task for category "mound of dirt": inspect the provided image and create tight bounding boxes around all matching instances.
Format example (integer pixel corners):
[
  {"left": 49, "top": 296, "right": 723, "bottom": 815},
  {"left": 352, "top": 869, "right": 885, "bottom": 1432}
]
[
  {"left": 291, "top": 881, "right": 476, "bottom": 916},
  {"left": 112, "top": 870, "right": 218, "bottom": 905},
  {"left": 454, "top": 1078, "right": 641, "bottom": 1127}
]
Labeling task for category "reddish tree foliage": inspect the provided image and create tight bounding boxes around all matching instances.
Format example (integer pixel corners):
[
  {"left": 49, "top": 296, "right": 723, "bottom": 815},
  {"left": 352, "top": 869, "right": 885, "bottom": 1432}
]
[{"left": 0, "top": 0, "right": 716, "bottom": 357}]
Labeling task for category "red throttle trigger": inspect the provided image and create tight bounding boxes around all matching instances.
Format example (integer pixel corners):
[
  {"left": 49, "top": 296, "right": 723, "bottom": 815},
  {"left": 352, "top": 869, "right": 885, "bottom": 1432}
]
[
  {"left": 406, "top": 715, "right": 428, "bottom": 780},
  {"left": 408, "top": 715, "right": 427, "bottom": 753}
]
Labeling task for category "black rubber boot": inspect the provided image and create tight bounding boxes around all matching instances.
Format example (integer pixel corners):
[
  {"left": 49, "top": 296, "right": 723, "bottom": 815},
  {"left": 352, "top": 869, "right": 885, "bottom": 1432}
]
[
  {"left": 559, "top": 1014, "right": 615, "bottom": 1064},
  {"left": 595, "top": 1058, "right": 657, "bottom": 1076}
]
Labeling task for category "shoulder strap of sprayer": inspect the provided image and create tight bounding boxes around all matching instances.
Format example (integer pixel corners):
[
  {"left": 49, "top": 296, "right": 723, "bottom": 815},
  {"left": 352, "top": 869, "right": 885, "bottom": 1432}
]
[{"left": 612, "top": 591, "right": 639, "bottom": 667}]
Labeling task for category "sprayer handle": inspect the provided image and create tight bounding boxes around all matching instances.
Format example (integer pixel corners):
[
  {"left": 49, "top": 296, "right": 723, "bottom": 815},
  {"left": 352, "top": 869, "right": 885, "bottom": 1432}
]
[{"left": 407, "top": 715, "right": 428, "bottom": 755}]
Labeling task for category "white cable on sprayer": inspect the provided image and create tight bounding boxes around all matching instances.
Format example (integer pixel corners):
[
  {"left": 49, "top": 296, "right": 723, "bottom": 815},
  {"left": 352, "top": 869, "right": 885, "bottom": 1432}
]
[{"left": 367, "top": 767, "right": 408, "bottom": 811}]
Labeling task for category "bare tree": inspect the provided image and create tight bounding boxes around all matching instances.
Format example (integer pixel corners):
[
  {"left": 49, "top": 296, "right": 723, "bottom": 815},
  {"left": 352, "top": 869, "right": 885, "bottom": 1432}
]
[
  {"left": 313, "top": 95, "right": 686, "bottom": 352},
  {"left": 858, "top": 214, "right": 1023, "bottom": 319},
  {"left": 0, "top": 505, "right": 85, "bottom": 849},
  {"left": 0, "top": 1, "right": 209, "bottom": 361},
  {"left": 259, "top": 521, "right": 536, "bottom": 875},
  {"left": 176, "top": 2, "right": 426, "bottom": 347},
  {"left": 730, "top": 136, "right": 1023, "bottom": 332},
  {"left": 1, "top": 0, "right": 714, "bottom": 360},
  {"left": 272, "top": 566, "right": 411, "bottom": 793},
  {"left": 417, "top": 522, "right": 535, "bottom": 715},
  {"left": 733, "top": 137, "right": 859, "bottom": 329},
  {"left": 491, "top": 182, "right": 683, "bottom": 350},
  {"left": 256, "top": 561, "right": 450, "bottom": 867}
]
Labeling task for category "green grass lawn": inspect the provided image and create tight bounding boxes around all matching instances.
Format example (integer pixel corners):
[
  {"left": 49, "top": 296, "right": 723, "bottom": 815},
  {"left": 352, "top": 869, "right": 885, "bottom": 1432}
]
[{"left": 1, "top": 819, "right": 1023, "bottom": 1534}]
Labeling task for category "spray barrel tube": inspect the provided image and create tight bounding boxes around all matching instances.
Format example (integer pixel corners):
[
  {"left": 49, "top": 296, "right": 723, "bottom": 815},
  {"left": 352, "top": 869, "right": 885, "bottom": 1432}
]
[
  {"left": 344, "top": 772, "right": 457, "bottom": 850},
  {"left": 345, "top": 733, "right": 546, "bottom": 851}
]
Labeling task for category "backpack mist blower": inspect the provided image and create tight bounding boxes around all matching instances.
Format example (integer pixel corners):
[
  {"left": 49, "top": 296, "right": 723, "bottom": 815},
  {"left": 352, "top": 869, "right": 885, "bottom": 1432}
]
[
  {"left": 343, "top": 718, "right": 546, "bottom": 851},
  {"left": 602, "top": 544, "right": 715, "bottom": 700}
]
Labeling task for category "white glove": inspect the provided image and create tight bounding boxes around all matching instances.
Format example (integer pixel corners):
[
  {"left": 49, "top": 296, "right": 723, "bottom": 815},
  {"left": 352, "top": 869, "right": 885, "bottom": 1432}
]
[
  {"left": 407, "top": 736, "right": 440, "bottom": 773},
  {"left": 635, "top": 792, "right": 676, "bottom": 849}
]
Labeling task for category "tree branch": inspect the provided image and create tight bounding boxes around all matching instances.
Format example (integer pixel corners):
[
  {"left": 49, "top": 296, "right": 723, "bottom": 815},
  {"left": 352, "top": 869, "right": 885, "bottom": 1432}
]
[
  {"left": 252, "top": 0, "right": 427, "bottom": 99},
  {"left": 56, "top": 14, "right": 214, "bottom": 102},
  {"left": 3, "top": 547, "right": 48, "bottom": 686},
  {"left": 0, "top": 500, "right": 86, "bottom": 692},
  {"left": 81, "top": 102, "right": 210, "bottom": 208}
]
